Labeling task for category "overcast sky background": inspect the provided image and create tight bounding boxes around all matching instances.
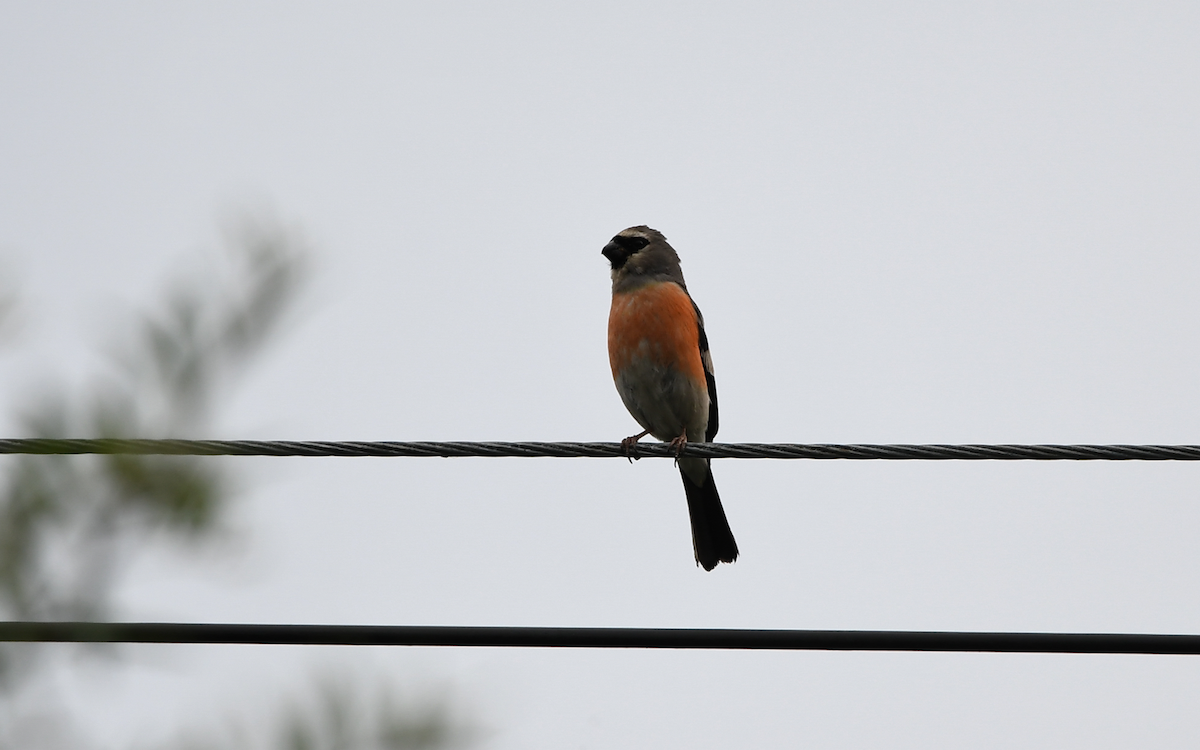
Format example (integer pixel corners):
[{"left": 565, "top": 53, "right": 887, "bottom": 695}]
[{"left": 3, "top": 2, "right": 1200, "bottom": 747}]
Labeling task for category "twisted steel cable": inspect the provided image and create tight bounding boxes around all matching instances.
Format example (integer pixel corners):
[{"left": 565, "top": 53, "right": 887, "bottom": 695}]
[{"left": 1, "top": 438, "right": 1200, "bottom": 460}]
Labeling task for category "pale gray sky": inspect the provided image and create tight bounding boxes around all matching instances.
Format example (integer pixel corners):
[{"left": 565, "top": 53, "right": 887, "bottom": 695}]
[{"left": 3, "top": 2, "right": 1200, "bottom": 747}]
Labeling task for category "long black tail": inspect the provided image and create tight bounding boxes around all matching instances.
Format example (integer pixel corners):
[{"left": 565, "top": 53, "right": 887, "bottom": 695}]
[{"left": 679, "top": 462, "right": 738, "bottom": 570}]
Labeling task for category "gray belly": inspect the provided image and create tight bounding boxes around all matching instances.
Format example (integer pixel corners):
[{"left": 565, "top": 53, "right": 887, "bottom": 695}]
[{"left": 614, "top": 355, "right": 709, "bottom": 443}]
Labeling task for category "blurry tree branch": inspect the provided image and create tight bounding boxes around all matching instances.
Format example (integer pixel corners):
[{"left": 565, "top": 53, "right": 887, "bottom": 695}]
[
  {"left": 0, "top": 217, "right": 308, "bottom": 689},
  {"left": 0, "top": 220, "right": 481, "bottom": 750},
  {"left": 172, "top": 675, "right": 477, "bottom": 750}
]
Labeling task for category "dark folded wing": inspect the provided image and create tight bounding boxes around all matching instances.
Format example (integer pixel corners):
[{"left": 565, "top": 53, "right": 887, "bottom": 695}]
[{"left": 691, "top": 298, "right": 719, "bottom": 442}]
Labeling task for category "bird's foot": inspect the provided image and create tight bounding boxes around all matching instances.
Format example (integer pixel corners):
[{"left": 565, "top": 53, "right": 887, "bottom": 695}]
[
  {"left": 668, "top": 431, "right": 688, "bottom": 465},
  {"left": 621, "top": 430, "right": 650, "bottom": 462}
]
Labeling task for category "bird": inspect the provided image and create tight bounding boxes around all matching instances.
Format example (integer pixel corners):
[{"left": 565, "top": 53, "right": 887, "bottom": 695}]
[{"left": 601, "top": 225, "right": 738, "bottom": 570}]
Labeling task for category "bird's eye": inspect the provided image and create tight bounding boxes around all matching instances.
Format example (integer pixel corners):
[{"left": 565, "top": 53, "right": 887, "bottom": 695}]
[{"left": 614, "top": 235, "right": 650, "bottom": 252}]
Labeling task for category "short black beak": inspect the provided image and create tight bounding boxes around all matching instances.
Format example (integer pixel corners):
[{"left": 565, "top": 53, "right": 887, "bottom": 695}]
[{"left": 602, "top": 241, "right": 627, "bottom": 269}]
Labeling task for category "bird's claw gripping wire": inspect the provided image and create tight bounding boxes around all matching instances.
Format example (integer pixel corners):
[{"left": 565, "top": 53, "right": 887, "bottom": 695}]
[
  {"left": 668, "top": 431, "right": 688, "bottom": 466},
  {"left": 621, "top": 430, "right": 650, "bottom": 462}
]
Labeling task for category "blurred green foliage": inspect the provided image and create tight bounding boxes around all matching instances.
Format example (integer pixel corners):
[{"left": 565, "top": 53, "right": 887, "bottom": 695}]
[
  {"left": 0, "top": 221, "right": 478, "bottom": 750},
  {"left": 0, "top": 219, "right": 307, "bottom": 686},
  {"left": 172, "top": 676, "right": 477, "bottom": 750}
]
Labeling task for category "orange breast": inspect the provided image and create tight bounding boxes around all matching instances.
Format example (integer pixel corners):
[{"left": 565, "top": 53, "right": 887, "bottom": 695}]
[{"left": 608, "top": 281, "right": 705, "bottom": 384}]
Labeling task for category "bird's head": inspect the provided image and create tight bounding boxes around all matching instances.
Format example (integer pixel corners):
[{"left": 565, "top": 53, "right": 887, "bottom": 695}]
[{"left": 601, "top": 226, "right": 684, "bottom": 289}]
